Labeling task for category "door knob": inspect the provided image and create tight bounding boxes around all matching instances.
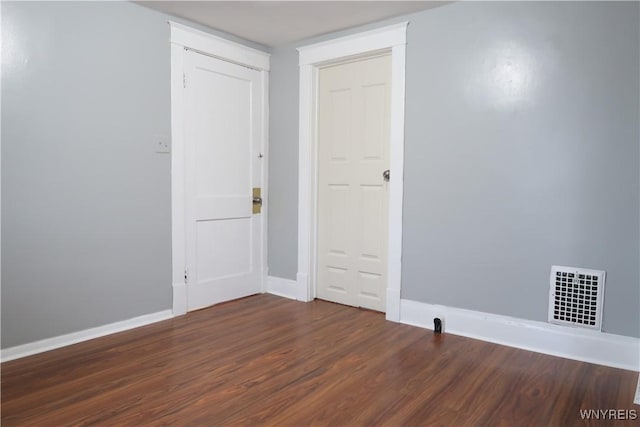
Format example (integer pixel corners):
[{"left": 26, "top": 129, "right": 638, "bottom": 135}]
[{"left": 383, "top": 169, "right": 390, "bottom": 182}]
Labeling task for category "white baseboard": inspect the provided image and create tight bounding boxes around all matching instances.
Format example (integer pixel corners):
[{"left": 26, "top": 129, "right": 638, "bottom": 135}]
[
  {"left": 266, "top": 276, "right": 299, "bottom": 301},
  {"left": 1, "top": 310, "right": 174, "bottom": 363},
  {"left": 400, "top": 299, "right": 640, "bottom": 372},
  {"left": 172, "top": 282, "right": 187, "bottom": 316}
]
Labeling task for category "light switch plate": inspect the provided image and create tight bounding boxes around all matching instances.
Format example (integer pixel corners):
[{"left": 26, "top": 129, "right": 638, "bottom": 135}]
[{"left": 155, "top": 136, "right": 170, "bottom": 153}]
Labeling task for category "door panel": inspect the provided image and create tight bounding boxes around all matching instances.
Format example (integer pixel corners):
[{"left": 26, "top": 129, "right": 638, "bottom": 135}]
[
  {"left": 362, "top": 84, "right": 387, "bottom": 160},
  {"left": 196, "top": 219, "right": 251, "bottom": 280},
  {"left": 327, "top": 184, "right": 351, "bottom": 256},
  {"left": 317, "top": 55, "right": 391, "bottom": 312},
  {"left": 329, "top": 89, "right": 352, "bottom": 161},
  {"left": 360, "top": 185, "right": 385, "bottom": 260},
  {"left": 185, "top": 51, "right": 262, "bottom": 311}
]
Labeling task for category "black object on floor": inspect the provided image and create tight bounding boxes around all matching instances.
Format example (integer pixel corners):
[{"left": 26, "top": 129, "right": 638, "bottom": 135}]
[{"left": 434, "top": 318, "right": 442, "bottom": 334}]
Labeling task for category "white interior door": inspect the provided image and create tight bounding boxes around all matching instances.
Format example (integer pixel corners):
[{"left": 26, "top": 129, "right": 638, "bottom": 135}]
[
  {"left": 184, "top": 50, "right": 263, "bottom": 311},
  {"left": 316, "top": 54, "right": 391, "bottom": 312}
]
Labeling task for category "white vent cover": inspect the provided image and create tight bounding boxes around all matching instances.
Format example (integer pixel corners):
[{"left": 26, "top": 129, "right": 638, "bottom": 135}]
[{"left": 548, "top": 265, "right": 605, "bottom": 331}]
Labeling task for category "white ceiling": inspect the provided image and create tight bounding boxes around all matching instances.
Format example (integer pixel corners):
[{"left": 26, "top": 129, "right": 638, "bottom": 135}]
[{"left": 137, "top": 1, "right": 447, "bottom": 47}]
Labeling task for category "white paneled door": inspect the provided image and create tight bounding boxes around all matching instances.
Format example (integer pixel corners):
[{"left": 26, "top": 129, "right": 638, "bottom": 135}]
[
  {"left": 184, "top": 50, "right": 263, "bottom": 311},
  {"left": 316, "top": 54, "right": 391, "bottom": 312}
]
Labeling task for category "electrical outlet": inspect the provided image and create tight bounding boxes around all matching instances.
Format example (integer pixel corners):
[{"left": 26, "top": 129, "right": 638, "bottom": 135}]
[{"left": 155, "top": 136, "right": 170, "bottom": 153}]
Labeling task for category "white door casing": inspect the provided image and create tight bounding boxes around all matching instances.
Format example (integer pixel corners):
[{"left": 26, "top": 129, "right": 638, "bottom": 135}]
[
  {"left": 170, "top": 22, "right": 270, "bottom": 315},
  {"left": 297, "top": 23, "right": 408, "bottom": 321},
  {"left": 316, "top": 55, "right": 391, "bottom": 312}
]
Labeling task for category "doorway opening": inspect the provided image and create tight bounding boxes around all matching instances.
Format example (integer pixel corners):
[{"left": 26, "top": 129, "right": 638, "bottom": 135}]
[{"left": 296, "top": 22, "right": 408, "bottom": 321}]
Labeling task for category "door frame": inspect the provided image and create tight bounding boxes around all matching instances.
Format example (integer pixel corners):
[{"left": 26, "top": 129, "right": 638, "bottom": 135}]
[
  {"left": 296, "top": 22, "right": 408, "bottom": 321},
  {"left": 169, "top": 22, "right": 270, "bottom": 315}
]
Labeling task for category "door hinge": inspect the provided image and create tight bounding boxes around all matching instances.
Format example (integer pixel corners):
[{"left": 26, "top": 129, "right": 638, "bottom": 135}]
[
  {"left": 183, "top": 72, "right": 186, "bottom": 88},
  {"left": 184, "top": 270, "right": 188, "bottom": 284}
]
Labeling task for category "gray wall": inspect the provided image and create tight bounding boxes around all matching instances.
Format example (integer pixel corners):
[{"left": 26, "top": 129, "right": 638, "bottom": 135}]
[
  {"left": 268, "top": 1, "right": 640, "bottom": 337},
  {"left": 3, "top": 0, "right": 638, "bottom": 347},
  {"left": 267, "top": 46, "right": 299, "bottom": 279},
  {"left": 1, "top": 1, "right": 267, "bottom": 348}
]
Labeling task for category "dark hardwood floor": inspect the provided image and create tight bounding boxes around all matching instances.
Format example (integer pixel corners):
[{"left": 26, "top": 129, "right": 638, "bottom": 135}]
[{"left": 1, "top": 294, "right": 638, "bottom": 426}]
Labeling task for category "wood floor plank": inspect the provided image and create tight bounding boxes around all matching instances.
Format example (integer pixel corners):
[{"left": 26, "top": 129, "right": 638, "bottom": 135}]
[{"left": 1, "top": 294, "right": 637, "bottom": 426}]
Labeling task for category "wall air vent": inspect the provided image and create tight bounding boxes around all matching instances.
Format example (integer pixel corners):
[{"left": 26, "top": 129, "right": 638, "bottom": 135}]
[{"left": 548, "top": 265, "right": 605, "bottom": 331}]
